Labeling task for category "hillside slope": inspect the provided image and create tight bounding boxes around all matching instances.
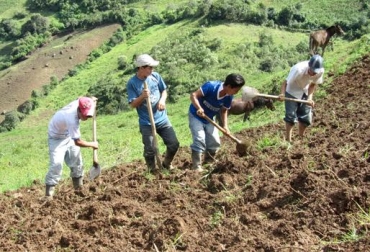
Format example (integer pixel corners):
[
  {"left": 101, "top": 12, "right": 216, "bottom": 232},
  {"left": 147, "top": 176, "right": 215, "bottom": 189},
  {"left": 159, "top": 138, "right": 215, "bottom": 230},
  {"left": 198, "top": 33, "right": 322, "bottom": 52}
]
[
  {"left": 0, "top": 24, "right": 120, "bottom": 120},
  {"left": 0, "top": 54, "right": 369, "bottom": 250}
]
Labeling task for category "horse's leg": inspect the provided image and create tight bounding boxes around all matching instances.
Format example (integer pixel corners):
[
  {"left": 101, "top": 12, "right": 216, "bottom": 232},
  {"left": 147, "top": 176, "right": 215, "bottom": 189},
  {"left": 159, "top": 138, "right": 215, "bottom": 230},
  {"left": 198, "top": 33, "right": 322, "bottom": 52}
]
[
  {"left": 309, "top": 37, "right": 313, "bottom": 55},
  {"left": 321, "top": 45, "right": 326, "bottom": 56},
  {"left": 243, "top": 111, "right": 250, "bottom": 122},
  {"left": 312, "top": 41, "right": 318, "bottom": 55}
]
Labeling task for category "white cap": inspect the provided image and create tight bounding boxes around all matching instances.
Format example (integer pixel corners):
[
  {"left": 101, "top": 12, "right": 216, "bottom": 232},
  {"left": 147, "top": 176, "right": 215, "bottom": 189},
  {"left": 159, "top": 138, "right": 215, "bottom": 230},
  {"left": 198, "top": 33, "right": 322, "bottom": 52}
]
[{"left": 135, "top": 54, "right": 159, "bottom": 67}]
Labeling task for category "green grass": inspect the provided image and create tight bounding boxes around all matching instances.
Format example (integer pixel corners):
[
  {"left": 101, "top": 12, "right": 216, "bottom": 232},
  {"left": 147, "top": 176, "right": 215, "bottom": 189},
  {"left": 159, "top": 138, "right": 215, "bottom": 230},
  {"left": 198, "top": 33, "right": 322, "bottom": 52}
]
[
  {"left": 260, "top": 0, "right": 365, "bottom": 24},
  {"left": 0, "top": 0, "right": 27, "bottom": 18},
  {"left": 204, "top": 23, "right": 307, "bottom": 48},
  {"left": 127, "top": 0, "right": 189, "bottom": 12}
]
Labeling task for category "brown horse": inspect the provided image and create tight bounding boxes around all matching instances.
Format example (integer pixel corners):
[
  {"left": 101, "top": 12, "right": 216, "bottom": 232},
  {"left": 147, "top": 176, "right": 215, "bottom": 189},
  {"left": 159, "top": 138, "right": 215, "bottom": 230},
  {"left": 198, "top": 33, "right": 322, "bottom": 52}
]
[
  {"left": 216, "top": 98, "right": 275, "bottom": 127},
  {"left": 309, "top": 24, "right": 345, "bottom": 56}
]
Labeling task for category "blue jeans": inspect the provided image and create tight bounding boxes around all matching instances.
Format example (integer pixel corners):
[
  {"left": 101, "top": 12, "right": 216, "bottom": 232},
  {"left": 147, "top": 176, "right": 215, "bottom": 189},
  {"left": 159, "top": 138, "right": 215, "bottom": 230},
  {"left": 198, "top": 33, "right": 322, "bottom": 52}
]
[
  {"left": 188, "top": 112, "right": 220, "bottom": 153},
  {"left": 140, "top": 119, "right": 179, "bottom": 158},
  {"left": 284, "top": 92, "right": 312, "bottom": 126},
  {"left": 45, "top": 137, "right": 84, "bottom": 186}
]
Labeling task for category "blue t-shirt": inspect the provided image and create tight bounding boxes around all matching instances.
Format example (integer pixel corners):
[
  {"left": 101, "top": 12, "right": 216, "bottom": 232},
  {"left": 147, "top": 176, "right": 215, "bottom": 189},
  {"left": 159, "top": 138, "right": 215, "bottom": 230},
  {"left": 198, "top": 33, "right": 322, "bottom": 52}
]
[
  {"left": 127, "top": 72, "right": 168, "bottom": 126},
  {"left": 189, "top": 81, "right": 233, "bottom": 124}
]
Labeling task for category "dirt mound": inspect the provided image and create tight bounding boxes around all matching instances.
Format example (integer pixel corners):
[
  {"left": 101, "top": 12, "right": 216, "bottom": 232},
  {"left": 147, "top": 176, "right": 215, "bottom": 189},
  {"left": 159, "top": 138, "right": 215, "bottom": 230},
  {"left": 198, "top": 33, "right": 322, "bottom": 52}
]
[
  {"left": 0, "top": 24, "right": 120, "bottom": 121},
  {"left": 0, "top": 55, "right": 369, "bottom": 251}
]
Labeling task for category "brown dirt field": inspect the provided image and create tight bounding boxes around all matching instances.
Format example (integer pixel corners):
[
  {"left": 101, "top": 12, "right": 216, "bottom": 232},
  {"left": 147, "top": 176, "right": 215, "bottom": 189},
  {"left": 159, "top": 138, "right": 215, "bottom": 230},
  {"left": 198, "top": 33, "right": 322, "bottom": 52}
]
[
  {"left": 0, "top": 51, "right": 369, "bottom": 250},
  {"left": 0, "top": 23, "right": 121, "bottom": 121}
]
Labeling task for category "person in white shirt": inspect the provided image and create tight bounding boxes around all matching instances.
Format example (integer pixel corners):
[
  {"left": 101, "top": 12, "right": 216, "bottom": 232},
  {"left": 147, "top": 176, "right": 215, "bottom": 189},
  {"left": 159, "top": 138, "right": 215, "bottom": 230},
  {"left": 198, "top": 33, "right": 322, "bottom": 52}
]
[
  {"left": 279, "top": 55, "right": 324, "bottom": 142},
  {"left": 44, "top": 97, "right": 99, "bottom": 197}
]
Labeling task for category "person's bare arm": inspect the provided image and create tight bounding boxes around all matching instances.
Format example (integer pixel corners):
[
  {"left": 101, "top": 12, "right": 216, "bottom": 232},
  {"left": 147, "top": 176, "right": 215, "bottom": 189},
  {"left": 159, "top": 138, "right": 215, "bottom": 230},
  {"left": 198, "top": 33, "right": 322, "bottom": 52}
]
[
  {"left": 130, "top": 88, "right": 149, "bottom": 108},
  {"left": 190, "top": 89, "right": 205, "bottom": 116},
  {"left": 74, "top": 139, "right": 98, "bottom": 149},
  {"left": 220, "top": 107, "right": 230, "bottom": 134},
  {"left": 279, "top": 80, "right": 287, "bottom": 100},
  {"left": 157, "top": 89, "right": 167, "bottom": 111},
  {"left": 307, "top": 83, "right": 317, "bottom": 107}
]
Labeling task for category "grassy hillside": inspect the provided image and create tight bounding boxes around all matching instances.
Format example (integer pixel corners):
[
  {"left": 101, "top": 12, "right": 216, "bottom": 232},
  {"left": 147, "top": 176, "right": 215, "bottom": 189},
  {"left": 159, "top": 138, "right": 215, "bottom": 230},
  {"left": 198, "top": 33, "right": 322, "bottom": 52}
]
[
  {"left": 0, "top": 0, "right": 27, "bottom": 18},
  {"left": 261, "top": 0, "right": 365, "bottom": 22},
  {"left": 0, "top": 0, "right": 369, "bottom": 193}
]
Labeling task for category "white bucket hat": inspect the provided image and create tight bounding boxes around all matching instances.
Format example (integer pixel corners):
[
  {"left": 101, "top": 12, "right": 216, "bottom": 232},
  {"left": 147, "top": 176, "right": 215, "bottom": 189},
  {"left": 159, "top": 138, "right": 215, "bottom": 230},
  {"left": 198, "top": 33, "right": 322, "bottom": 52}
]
[{"left": 135, "top": 54, "right": 159, "bottom": 67}]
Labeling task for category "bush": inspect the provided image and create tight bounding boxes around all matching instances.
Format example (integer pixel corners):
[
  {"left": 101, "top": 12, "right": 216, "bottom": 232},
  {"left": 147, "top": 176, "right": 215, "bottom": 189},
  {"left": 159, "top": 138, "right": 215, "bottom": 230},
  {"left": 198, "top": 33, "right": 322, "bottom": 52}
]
[
  {"left": 13, "top": 11, "right": 27, "bottom": 19},
  {"left": 31, "top": 89, "right": 43, "bottom": 98},
  {"left": 17, "top": 100, "right": 35, "bottom": 115},
  {"left": 0, "top": 111, "right": 25, "bottom": 131},
  {"left": 21, "top": 14, "right": 49, "bottom": 35},
  {"left": 0, "top": 62, "right": 12, "bottom": 70},
  {"left": 87, "top": 76, "right": 129, "bottom": 115},
  {"left": 259, "top": 58, "right": 274, "bottom": 72},
  {"left": 117, "top": 55, "right": 128, "bottom": 70},
  {"left": 0, "top": 19, "right": 21, "bottom": 39},
  {"left": 296, "top": 40, "right": 308, "bottom": 53}
]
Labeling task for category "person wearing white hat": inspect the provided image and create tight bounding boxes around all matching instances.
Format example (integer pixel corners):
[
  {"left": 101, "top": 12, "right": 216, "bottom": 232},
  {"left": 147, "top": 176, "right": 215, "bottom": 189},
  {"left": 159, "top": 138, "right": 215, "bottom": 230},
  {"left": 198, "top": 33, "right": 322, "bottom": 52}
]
[
  {"left": 279, "top": 54, "right": 325, "bottom": 142},
  {"left": 44, "top": 97, "right": 99, "bottom": 197},
  {"left": 127, "top": 54, "right": 179, "bottom": 171}
]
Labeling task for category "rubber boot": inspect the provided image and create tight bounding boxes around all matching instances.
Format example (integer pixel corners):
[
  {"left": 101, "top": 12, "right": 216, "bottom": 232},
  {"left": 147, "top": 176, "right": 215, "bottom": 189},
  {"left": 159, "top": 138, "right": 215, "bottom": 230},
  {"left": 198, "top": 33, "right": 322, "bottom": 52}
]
[
  {"left": 204, "top": 149, "right": 217, "bottom": 164},
  {"left": 72, "top": 176, "right": 83, "bottom": 190},
  {"left": 145, "top": 156, "right": 156, "bottom": 172},
  {"left": 162, "top": 150, "right": 177, "bottom": 170},
  {"left": 45, "top": 185, "right": 55, "bottom": 197},
  {"left": 191, "top": 151, "right": 203, "bottom": 172}
]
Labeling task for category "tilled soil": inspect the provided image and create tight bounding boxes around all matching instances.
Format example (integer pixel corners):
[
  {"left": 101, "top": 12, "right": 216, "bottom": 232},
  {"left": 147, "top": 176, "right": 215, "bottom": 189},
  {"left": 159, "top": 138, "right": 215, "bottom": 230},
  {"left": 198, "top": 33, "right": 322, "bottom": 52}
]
[{"left": 0, "top": 55, "right": 369, "bottom": 251}]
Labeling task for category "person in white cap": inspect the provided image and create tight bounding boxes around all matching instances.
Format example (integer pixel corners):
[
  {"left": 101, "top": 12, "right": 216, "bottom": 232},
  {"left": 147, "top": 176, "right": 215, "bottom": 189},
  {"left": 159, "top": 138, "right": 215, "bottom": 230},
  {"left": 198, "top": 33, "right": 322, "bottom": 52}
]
[
  {"left": 44, "top": 97, "right": 99, "bottom": 197},
  {"left": 127, "top": 54, "right": 179, "bottom": 171},
  {"left": 279, "top": 54, "right": 324, "bottom": 142}
]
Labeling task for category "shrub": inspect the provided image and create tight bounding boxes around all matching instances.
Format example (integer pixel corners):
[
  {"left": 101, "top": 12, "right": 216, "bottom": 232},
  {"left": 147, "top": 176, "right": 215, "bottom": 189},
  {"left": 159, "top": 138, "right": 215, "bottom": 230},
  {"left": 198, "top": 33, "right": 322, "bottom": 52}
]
[
  {"left": 117, "top": 55, "right": 128, "bottom": 70},
  {"left": 0, "top": 19, "right": 21, "bottom": 39},
  {"left": 21, "top": 14, "right": 49, "bottom": 35},
  {"left": 17, "top": 100, "right": 35, "bottom": 115},
  {"left": 14, "top": 11, "right": 27, "bottom": 19},
  {"left": 87, "top": 76, "right": 129, "bottom": 115},
  {"left": 296, "top": 40, "right": 308, "bottom": 53},
  {"left": 0, "top": 111, "right": 25, "bottom": 131},
  {"left": 31, "top": 89, "right": 43, "bottom": 98}
]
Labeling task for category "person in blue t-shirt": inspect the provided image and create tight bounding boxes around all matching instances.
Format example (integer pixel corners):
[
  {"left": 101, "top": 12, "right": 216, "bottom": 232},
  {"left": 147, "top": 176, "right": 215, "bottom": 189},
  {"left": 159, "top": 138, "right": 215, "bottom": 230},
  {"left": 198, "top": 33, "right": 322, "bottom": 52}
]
[
  {"left": 189, "top": 73, "right": 245, "bottom": 171},
  {"left": 127, "top": 54, "right": 179, "bottom": 171}
]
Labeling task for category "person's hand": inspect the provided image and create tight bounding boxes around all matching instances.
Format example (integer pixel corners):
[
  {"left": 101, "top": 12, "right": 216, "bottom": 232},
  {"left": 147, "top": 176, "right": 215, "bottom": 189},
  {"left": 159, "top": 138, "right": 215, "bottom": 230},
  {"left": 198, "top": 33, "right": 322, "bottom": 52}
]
[
  {"left": 92, "top": 141, "right": 99, "bottom": 149},
  {"left": 307, "top": 99, "right": 315, "bottom": 107},
  {"left": 278, "top": 93, "right": 285, "bottom": 101},
  {"left": 223, "top": 126, "right": 231, "bottom": 135},
  {"left": 157, "top": 99, "right": 166, "bottom": 111},
  {"left": 141, "top": 88, "right": 150, "bottom": 99},
  {"left": 196, "top": 108, "right": 205, "bottom": 117}
]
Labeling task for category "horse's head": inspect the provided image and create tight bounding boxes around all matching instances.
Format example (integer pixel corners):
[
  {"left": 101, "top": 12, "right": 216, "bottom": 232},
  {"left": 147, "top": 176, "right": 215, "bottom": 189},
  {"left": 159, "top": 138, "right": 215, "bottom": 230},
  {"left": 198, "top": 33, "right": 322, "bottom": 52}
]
[{"left": 335, "top": 25, "right": 345, "bottom": 35}]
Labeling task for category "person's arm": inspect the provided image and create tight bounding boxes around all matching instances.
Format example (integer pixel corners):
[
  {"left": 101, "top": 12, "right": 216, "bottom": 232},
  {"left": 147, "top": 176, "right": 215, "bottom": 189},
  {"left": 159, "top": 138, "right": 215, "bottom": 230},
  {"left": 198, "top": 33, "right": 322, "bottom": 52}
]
[
  {"left": 74, "top": 138, "right": 98, "bottom": 149},
  {"left": 157, "top": 89, "right": 167, "bottom": 111},
  {"left": 279, "top": 80, "right": 287, "bottom": 101},
  {"left": 190, "top": 89, "right": 205, "bottom": 117},
  {"left": 129, "top": 88, "right": 149, "bottom": 108},
  {"left": 220, "top": 107, "right": 230, "bottom": 134},
  {"left": 306, "top": 83, "right": 317, "bottom": 107}
]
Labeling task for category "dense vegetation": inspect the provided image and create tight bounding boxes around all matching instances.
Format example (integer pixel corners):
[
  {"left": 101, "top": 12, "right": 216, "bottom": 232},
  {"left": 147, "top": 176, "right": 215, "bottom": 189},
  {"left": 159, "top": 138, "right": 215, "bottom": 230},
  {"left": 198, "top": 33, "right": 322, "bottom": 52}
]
[{"left": 1, "top": 0, "right": 369, "bottom": 66}]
